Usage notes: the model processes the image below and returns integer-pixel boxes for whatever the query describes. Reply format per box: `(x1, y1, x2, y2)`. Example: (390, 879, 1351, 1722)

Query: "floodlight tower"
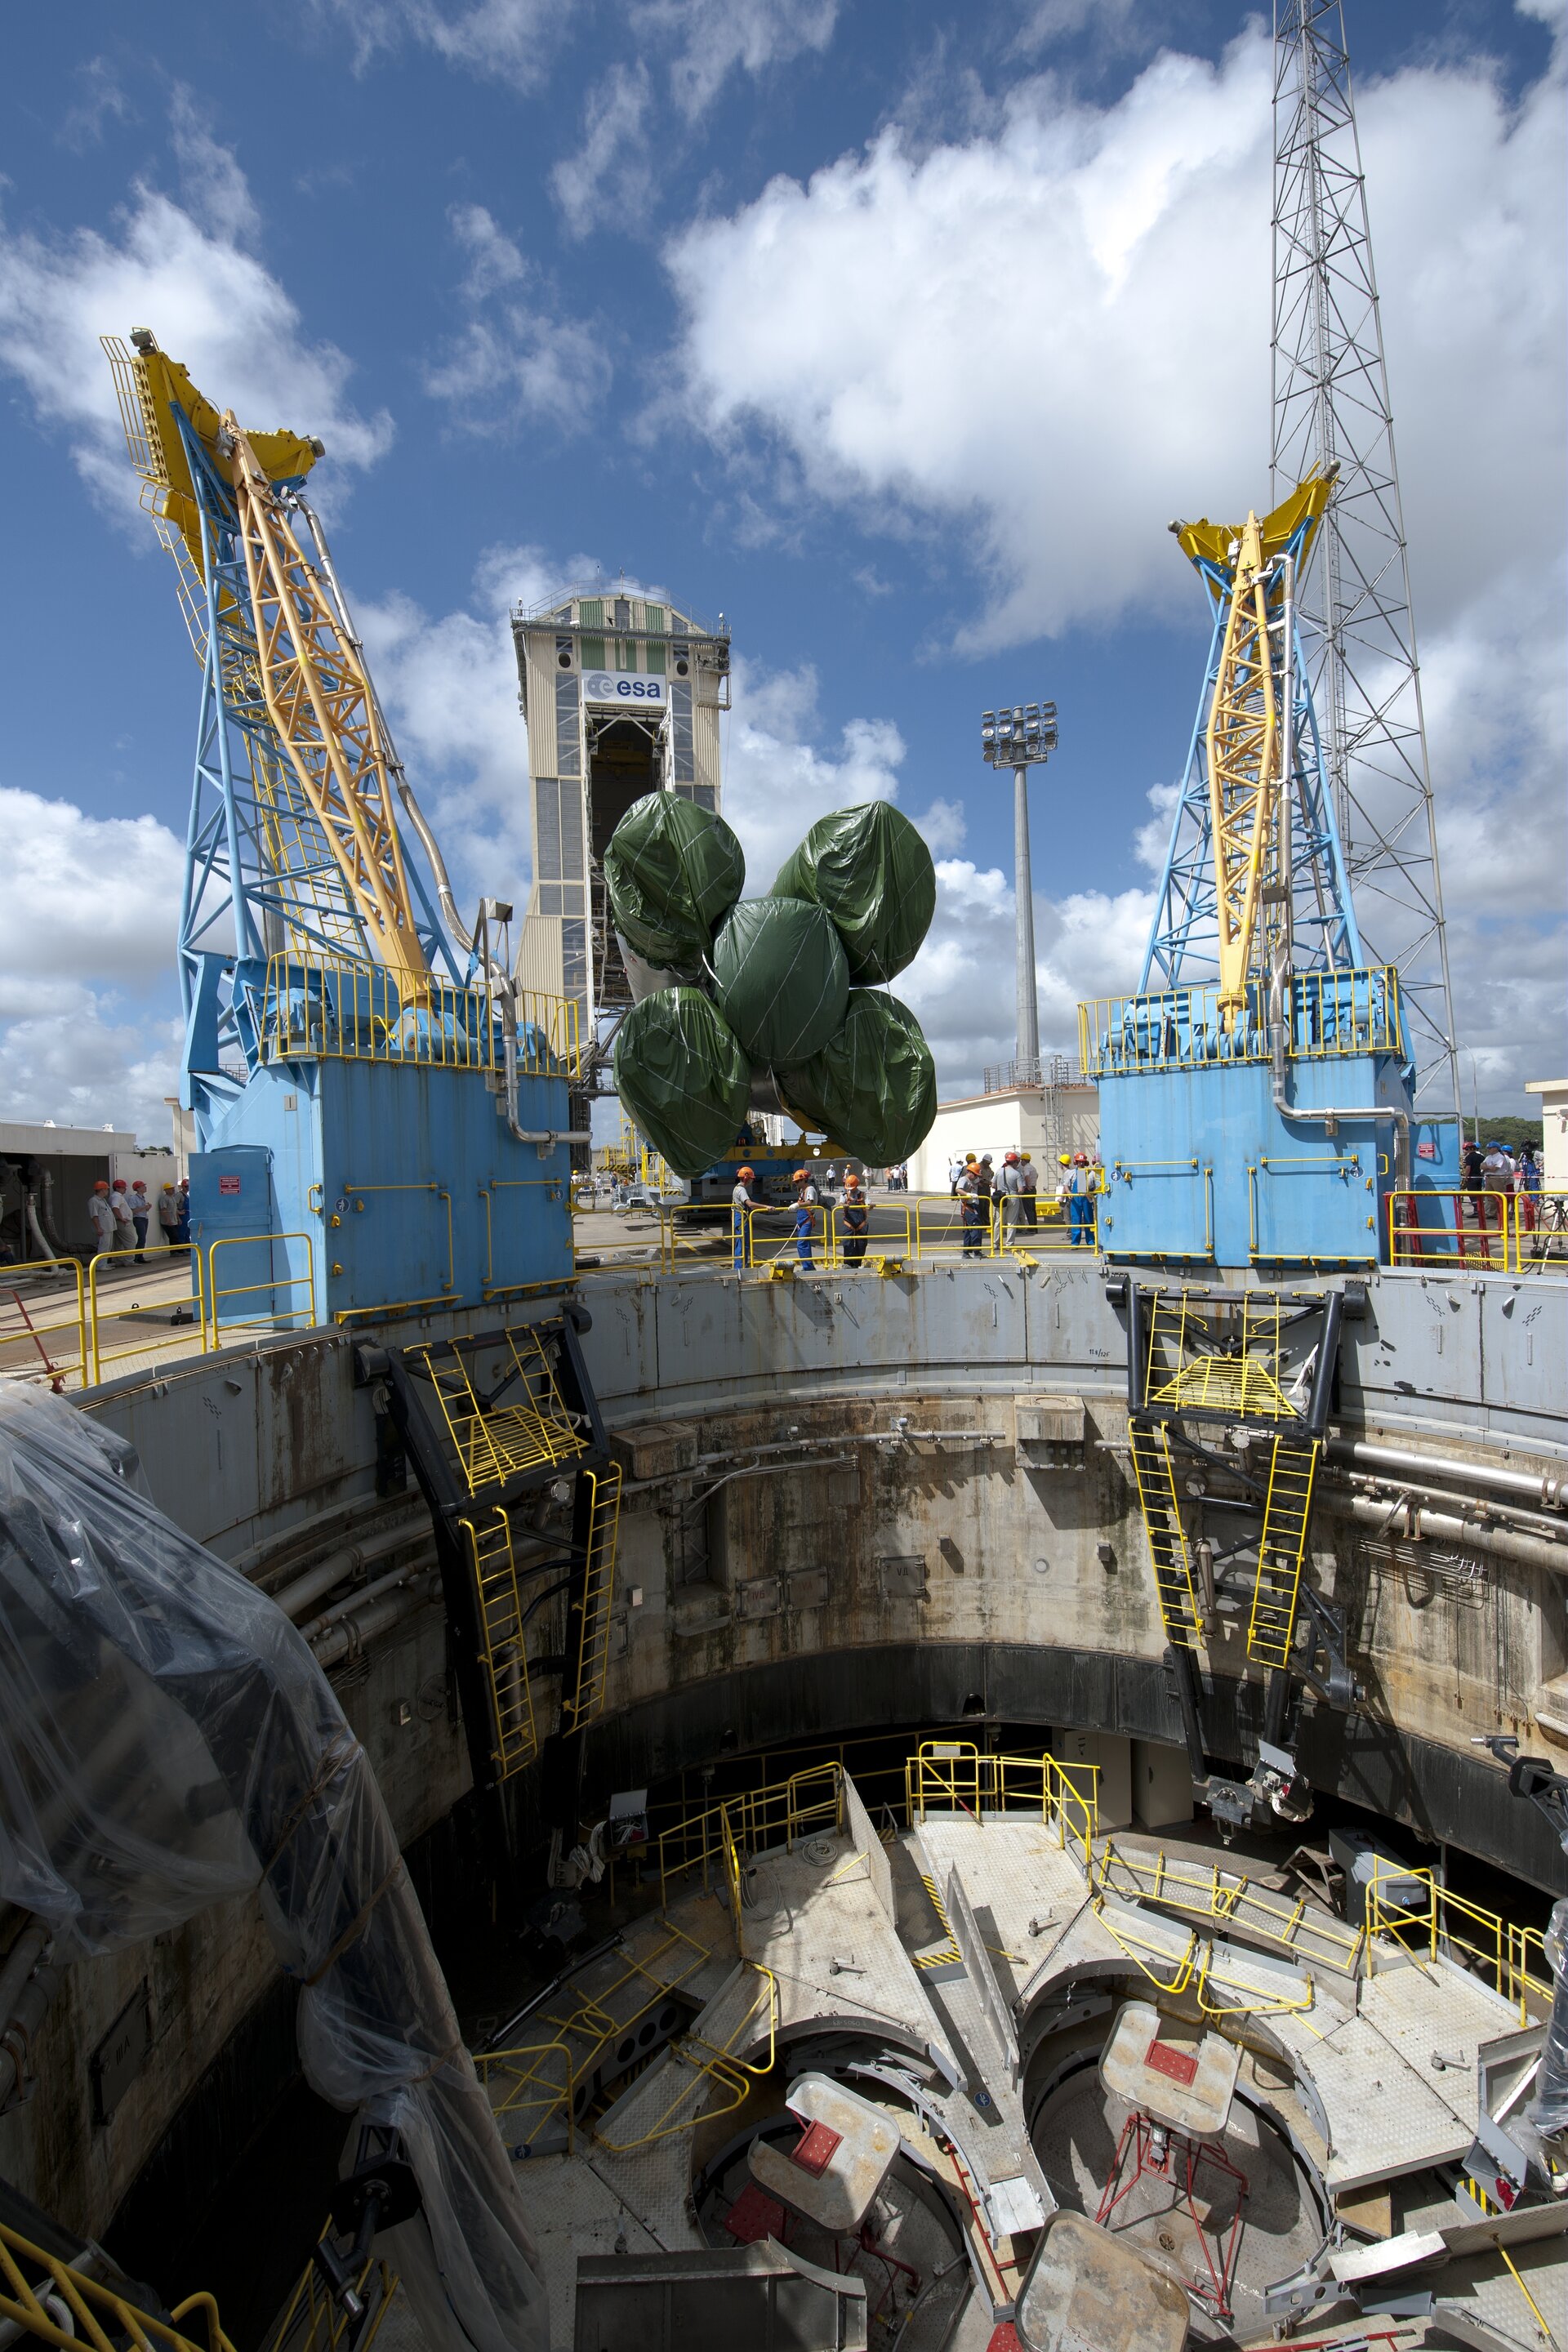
(982, 701, 1058, 1082)
(1272, 0, 1459, 1114)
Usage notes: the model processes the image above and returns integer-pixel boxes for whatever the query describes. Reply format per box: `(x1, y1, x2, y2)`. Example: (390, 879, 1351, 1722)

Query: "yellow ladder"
(459, 1507, 539, 1777)
(564, 1463, 622, 1732)
(1128, 1419, 1204, 1650)
(1248, 1433, 1321, 1668)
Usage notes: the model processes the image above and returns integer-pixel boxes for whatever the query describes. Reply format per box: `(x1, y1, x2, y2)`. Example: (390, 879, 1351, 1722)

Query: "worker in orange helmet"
(1067, 1150, 1096, 1248)
(731, 1163, 759, 1270)
(957, 1156, 986, 1258)
(87, 1178, 117, 1254)
(840, 1170, 870, 1267)
(791, 1167, 817, 1266)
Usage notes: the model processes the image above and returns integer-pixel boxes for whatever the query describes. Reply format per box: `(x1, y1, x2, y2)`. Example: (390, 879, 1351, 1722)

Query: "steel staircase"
(1127, 1418, 1204, 1650)
(1248, 1432, 1321, 1668)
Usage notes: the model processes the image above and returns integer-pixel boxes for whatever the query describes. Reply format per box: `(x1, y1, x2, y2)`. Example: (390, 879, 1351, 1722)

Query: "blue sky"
(1, 0, 1562, 1137)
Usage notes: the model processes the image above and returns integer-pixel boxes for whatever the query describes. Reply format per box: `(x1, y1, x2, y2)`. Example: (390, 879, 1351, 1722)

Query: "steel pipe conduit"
(1326, 1437, 1565, 1512)
(1318, 1486, 1568, 1579)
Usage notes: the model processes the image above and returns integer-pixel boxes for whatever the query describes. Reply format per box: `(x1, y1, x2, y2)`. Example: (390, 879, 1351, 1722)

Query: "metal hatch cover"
(1015, 2211, 1189, 2352)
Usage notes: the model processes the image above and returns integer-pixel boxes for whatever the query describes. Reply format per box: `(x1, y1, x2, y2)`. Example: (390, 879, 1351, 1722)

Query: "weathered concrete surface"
(3, 1258, 1557, 2252)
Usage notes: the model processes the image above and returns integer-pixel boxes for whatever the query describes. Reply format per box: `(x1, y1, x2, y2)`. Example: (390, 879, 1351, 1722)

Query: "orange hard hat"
(93, 1178, 109, 1191)
(844, 1172, 861, 1188)
(793, 1167, 809, 1180)
(737, 1166, 755, 1180)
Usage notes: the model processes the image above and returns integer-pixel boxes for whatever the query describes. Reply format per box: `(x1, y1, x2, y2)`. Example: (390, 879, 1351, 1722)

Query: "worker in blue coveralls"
(1066, 1152, 1096, 1246)
(731, 1165, 759, 1269)
(791, 1168, 817, 1265)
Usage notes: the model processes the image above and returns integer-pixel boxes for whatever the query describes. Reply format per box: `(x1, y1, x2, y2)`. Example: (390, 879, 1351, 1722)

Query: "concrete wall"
(3, 1255, 1562, 2252)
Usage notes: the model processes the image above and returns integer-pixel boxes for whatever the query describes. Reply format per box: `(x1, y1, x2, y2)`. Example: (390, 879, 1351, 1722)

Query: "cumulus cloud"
(0, 790, 186, 1138)
(424, 206, 611, 430)
(666, 19, 1566, 1106)
(552, 65, 653, 239)
(324, 0, 836, 112)
(0, 126, 391, 530)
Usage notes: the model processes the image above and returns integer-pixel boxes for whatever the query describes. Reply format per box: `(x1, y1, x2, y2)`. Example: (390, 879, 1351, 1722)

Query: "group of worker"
(1460, 1138, 1544, 1239)
(729, 1165, 870, 1268)
(87, 1175, 189, 1262)
(950, 1148, 1101, 1250)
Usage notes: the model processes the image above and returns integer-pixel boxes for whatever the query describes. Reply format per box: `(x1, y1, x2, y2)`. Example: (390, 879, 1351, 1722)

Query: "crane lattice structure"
(1272, 0, 1458, 1112)
(102, 334, 461, 1108)
(1142, 473, 1361, 1008)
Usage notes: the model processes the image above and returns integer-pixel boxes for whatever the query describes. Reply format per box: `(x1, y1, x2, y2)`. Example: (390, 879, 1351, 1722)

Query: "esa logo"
(583, 671, 667, 704)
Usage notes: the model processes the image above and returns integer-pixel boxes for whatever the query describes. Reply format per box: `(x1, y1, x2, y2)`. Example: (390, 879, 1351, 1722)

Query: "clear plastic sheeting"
(1534, 1895, 1568, 2140)
(0, 1382, 546, 2352)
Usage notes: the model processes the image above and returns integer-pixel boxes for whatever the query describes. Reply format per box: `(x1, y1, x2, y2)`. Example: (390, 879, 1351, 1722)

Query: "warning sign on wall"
(218, 1174, 241, 1196)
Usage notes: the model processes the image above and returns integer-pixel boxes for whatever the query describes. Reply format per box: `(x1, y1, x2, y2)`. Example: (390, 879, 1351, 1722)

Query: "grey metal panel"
(1480, 1282, 1568, 1443)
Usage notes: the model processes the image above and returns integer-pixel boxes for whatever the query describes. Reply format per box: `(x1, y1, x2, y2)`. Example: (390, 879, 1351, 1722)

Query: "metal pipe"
(1332, 1469, 1568, 1544)
(1013, 764, 1040, 1073)
(497, 985, 589, 1152)
(306, 1570, 443, 1670)
(298, 1550, 438, 1642)
(273, 1524, 435, 1622)
(1317, 1487, 1568, 1578)
(1327, 1437, 1565, 1512)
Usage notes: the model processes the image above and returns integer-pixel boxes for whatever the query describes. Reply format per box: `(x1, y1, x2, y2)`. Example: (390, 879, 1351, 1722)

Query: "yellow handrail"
(902, 1742, 1100, 1860)
(203, 1232, 316, 1350)
(87, 1246, 207, 1386)
(1365, 1862, 1550, 2024)
(1, 1257, 87, 1391)
(0, 2221, 237, 2352)
(264, 2239, 398, 2352)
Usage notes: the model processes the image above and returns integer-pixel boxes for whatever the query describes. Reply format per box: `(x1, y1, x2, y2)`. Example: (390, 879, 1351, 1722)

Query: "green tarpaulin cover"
(773, 801, 936, 984)
(710, 897, 849, 1067)
(604, 795, 746, 973)
(779, 989, 937, 1165)
(611, 988, 751, 1178)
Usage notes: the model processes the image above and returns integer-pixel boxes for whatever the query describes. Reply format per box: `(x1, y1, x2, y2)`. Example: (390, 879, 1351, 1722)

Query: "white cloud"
(168, 86, 261, 247)
(0, 791, 185, 992)
(636, 0, 838, 120)
(552, 65, 653, 239)
(325, 0, 835, 112)
(58, 57, 133, 152)
(0, 135, 391, 532)
(424, 207, 611, 430)
(666, 20, 1566, 1107)
(0, 791, 185, 1139)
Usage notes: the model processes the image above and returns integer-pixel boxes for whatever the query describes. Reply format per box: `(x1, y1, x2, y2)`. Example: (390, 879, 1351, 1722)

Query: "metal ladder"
(1247, 1433, 1321, 1668)
(459, 1507, 539, 1779)
(564, 1463, 622, 1731)
(1127, 1419, 1204, 1650)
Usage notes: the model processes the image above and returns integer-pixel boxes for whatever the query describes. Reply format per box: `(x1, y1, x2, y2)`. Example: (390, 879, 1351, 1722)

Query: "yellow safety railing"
(412, 1324, 586, 1495)
(656, 1762, 846, 1923)
(477, 1918, 714, 2155)
(1517, 1186, 1568, 1270)
(1092, 1842, 1363, 1975)
(902, 1741, 1100, 1863)
(476, 2036, 581, 2153)
(266, 2238, 399, 2352)
(258, 953, 581, 1081)
(1365, 1864, 1551, 2025)
(0, 2220, 236, 2352)
(1079, 964, 1401, 1079)
(87, 1247, 208, 1387)
(1091, 1900, 1315, 2019)
(1, 1258, 87, 1390)
(203, 1232, 317, 1351)
(1388, 1186, 1568, 1276)
(591, 1965, 779, 2153)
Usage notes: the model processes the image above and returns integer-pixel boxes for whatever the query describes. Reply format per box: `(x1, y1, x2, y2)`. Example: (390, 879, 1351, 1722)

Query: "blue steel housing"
(1089, 498, 1461, 1267)
(165, 399, 574, 1325)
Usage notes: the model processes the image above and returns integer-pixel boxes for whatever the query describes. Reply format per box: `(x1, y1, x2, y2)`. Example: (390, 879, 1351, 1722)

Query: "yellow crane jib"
(1169, 472, 1337, 1031)
(102, 332, 432, 1002)
(227, 421, 430, 1000)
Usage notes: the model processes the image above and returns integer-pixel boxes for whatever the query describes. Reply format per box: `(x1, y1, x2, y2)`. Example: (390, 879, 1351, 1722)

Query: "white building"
(510, 589, 730, 1036)
(1525, 1078, 1567, 1189)
(907, 1080, 1100, 1193)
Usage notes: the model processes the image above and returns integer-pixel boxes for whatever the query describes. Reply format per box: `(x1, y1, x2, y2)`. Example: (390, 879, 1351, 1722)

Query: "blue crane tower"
(102, 332, 581, 1331)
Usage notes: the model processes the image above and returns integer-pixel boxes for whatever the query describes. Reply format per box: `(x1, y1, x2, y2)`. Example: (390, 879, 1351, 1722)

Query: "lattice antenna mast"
(1272, 0, 1459, 1112)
